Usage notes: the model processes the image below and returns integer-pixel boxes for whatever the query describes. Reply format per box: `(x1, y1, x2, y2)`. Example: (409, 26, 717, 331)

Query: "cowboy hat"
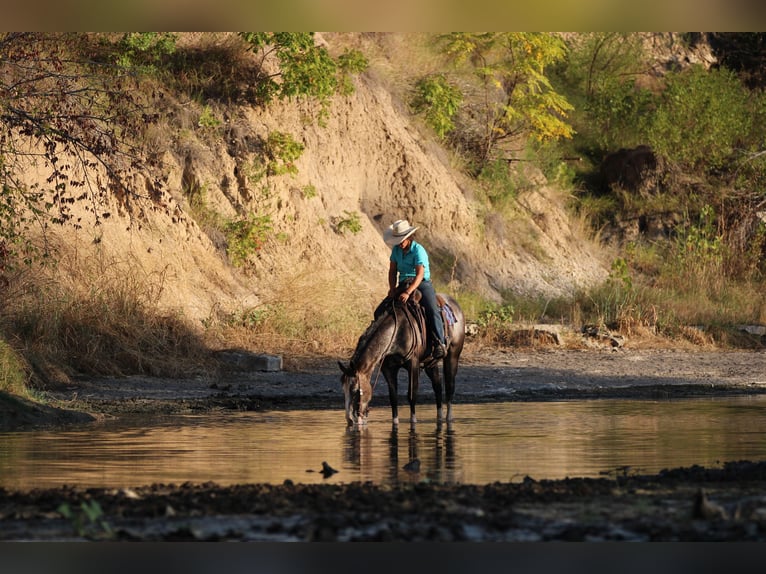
(384, 219, 418, 246)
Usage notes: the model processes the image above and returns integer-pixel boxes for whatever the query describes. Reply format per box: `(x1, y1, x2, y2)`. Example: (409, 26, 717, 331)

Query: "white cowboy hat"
(383, 219, 418, 246)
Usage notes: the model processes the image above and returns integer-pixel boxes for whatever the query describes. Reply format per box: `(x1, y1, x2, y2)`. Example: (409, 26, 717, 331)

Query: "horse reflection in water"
(343, 423, 459, 483)
(338, 292, 465, 426)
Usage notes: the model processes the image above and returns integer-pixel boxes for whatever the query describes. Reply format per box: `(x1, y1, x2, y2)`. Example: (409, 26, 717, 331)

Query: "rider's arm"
(388, 261, 398, 296)
(404, 265, 425, 295)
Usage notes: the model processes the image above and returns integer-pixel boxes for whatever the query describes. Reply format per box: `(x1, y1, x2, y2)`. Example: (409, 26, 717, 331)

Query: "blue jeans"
(406, 279, 445, 347)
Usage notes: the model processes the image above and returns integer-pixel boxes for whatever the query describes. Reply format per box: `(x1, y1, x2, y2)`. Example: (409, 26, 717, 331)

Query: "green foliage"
(435, 32, 574, 167)
(410, 74, 463, 139)
(225, 214, 272, 266)
(674, 205, 724, 275)
(647, 66, 751, 171)
(58, 500, 113, 539)
(562, 33, 647, 101)
(197, 105, 221, 129)
(607, 256, 633, 291)
(335, 210, 362, 235)
(240, 131, 305, 187)
(477, 158, 520, 206)
(554, 33, 651, 156)
(336, 48, 370, 94)
(475, 302, 515, 328)
(114, 32, 177, 72)
(587, 78, 653, 153)
(239, 32, 368, 115)
(263, 131, 304, 176)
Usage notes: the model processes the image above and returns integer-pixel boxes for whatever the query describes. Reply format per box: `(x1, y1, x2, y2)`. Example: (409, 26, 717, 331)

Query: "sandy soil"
(3, 345, 766, 541)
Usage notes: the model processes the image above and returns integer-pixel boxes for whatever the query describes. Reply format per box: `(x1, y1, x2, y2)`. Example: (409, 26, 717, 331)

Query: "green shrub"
(114, 32, 177, 72)
(225, 214, 272, 266)
(264, 131, 304, 177)
(648, 65, 751, 170)
(410, 74, 462, 139)
(335, 210, 362, 235)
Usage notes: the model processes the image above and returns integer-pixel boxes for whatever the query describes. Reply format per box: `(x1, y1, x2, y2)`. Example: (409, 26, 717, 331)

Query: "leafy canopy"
(239, 32, 368, 114)
(648, 65, 752, 171)
(433, 32, 574, 166)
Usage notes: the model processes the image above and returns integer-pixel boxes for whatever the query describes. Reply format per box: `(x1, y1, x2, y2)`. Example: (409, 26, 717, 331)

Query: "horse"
(338, 289, 465, 426)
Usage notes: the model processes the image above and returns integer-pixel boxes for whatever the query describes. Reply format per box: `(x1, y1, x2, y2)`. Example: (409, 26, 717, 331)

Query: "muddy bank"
(44, 347, 766, 418)
(2, 460, 766, 541)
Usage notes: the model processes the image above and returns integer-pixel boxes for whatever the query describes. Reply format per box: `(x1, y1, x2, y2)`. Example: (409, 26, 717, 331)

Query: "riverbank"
(2, 459, 766, 541)
(43, 346, 766, 419)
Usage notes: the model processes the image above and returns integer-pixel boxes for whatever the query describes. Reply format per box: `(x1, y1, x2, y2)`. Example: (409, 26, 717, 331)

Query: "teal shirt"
(390, 240, 431, 283)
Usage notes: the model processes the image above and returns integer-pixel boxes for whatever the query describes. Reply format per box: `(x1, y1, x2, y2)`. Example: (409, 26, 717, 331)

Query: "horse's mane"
(349, 298, 426, 371)
(349, 306, 393, 368)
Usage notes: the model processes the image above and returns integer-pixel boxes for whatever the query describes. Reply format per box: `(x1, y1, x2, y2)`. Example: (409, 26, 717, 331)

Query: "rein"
(370, 298, 419, 394)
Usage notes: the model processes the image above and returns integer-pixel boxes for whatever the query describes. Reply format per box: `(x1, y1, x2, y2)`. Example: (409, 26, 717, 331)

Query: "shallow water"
(2, 396, 766, 489)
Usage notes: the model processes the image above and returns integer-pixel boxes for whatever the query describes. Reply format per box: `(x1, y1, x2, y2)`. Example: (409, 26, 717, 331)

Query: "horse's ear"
(338, 361, 354, 376)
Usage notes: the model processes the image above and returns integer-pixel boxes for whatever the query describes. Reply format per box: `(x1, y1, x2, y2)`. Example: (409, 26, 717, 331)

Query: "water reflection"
(2, 396, 766, 490)
(343, 422, 459, 484)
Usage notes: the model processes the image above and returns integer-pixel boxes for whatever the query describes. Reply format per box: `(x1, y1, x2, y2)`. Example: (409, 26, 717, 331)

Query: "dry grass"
(0, 338, 32, 397)
(202, 269, 377, 364)
(0, 255, 213, 384)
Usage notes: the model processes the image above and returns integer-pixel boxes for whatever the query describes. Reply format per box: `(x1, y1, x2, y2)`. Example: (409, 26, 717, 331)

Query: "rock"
(321, 461, 338, 478)
(739, 325, 766, 337)
(213, 349, 283, 372)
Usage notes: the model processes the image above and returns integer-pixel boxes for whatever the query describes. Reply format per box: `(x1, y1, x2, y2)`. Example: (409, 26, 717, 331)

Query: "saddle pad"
(442, 302, 457, 326)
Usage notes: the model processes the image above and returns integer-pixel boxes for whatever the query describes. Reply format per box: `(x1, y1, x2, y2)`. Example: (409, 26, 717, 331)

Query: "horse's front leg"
(407, 360, 420, 424)
(382, 361, 400, 425)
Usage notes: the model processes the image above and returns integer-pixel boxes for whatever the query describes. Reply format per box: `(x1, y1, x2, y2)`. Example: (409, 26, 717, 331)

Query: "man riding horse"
(338, 218, 465, 426)
(384, 219, 447, 362)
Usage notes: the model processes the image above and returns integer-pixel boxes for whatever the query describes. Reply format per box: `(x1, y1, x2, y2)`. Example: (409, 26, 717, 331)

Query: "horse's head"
(338, 361, 372, 426)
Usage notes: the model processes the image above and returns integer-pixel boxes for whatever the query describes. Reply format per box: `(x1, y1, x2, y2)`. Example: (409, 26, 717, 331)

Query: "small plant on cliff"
(225, 214, 272, 266)
(264, 131, 304, 177)
(335, 210, 362, 235)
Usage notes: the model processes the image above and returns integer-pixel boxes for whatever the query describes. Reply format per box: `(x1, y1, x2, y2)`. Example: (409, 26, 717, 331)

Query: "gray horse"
(338, 292, 465, 426)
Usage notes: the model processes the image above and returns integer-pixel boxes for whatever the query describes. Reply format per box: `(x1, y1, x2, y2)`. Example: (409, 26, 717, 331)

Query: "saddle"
(374, 284, 457, 355)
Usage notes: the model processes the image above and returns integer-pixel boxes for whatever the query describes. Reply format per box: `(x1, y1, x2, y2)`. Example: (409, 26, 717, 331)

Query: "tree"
(410, 74, 463, 140)
(557, 33, 651, 154)
(0, 33, 161, 269)
(239, 32, 368, 117)
(432, 32, 574, 169)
